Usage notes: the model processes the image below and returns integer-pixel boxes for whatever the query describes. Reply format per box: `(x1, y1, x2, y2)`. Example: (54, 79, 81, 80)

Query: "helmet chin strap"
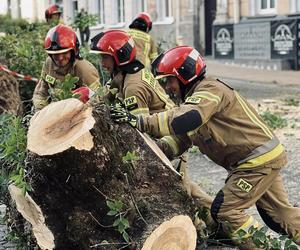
(49, 51, 74, 68)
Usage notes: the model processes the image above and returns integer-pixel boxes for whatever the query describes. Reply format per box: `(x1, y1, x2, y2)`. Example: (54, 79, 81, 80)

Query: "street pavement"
(205, 59, 300, 86)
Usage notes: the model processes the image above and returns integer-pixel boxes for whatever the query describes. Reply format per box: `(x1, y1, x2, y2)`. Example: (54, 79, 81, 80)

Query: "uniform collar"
(51, 57, 77, 76)
(184, 79, 203, 99)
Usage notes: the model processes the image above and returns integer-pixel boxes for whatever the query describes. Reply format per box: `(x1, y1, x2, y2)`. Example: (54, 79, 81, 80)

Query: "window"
(97, 0, 105, 24)
(110, 0, 125, 25)
(148, 0, 173, 23)
(132, 0, 147, 16)
(258, 0, 276, 14)
(188, 0, 193, 12)
(297, 0, 300, 12)
(290, 0, 300, 13)
(117, 0, 125, 23)
(72, 0, 78, 20)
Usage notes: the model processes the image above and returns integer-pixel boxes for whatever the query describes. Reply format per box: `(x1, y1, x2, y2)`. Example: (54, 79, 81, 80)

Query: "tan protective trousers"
(211, 163, 300, 246)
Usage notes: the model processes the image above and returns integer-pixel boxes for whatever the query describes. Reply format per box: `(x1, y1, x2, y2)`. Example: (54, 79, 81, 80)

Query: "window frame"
(258, 0, 277, 15)
(132, 0, 147, 17)
(153, 0, 174, 25)
(89, 0, 105, 30)
(108, 0, 125, 27)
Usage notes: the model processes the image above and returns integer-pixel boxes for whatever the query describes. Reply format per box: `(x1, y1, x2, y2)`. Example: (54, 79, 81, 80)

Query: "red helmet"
(45, 5, 62, 20)
(44, 24, 80, 56)
(72, 86, 94, 103)
(90, 30, 136, 66)
(152, 46, 206, 85)
(129, 12, 152, 32)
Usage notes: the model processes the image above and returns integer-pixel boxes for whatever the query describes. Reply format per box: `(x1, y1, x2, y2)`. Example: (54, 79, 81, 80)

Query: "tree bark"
(0, 70, 23, 115)
(17, 99, 198, 250)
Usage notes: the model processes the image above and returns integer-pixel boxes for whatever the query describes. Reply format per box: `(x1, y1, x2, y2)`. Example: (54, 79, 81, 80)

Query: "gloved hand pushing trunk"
(110, 104, 139, 128)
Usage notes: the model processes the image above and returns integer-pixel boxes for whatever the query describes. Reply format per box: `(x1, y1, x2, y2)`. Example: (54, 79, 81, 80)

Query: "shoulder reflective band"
(171, 109, 202, 134)
(141, 69, 175, 110)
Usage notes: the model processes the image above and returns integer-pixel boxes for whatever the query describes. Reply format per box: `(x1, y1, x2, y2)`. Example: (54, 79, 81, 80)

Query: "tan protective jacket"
(141, 77, 286, 171)
(32, 57, 100, 110)
(127, 29, 158, 68)
(109, 69, 175, 115)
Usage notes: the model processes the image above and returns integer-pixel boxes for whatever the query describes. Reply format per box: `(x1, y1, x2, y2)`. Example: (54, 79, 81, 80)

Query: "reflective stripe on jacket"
(127, 29, 157, 68)
(113, 69, 175, 116)
(32, 57, 100, 110)
(140, 77, 285, 171)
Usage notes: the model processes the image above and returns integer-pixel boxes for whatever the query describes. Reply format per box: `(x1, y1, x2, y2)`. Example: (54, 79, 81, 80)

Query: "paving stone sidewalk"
(206, 59, 300, 86)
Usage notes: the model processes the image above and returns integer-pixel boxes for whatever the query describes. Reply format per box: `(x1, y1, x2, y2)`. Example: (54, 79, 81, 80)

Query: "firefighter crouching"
(127, 12, 157, 69)
(110, 45, 300, 249)
(90, 30, 215, 230)
(32, 24, 100, 110)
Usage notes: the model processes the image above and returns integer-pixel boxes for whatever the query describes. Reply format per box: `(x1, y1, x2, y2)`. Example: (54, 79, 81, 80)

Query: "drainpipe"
(233, 0, 240, 23)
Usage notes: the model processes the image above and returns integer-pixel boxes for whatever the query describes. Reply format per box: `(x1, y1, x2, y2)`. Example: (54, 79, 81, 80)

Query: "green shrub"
(284, 98, 299, 107)
(0, 113, 29, 200)
(0, 18, 49, 105)
(261, 111, 287, 129)
(0, 15, 29, 34)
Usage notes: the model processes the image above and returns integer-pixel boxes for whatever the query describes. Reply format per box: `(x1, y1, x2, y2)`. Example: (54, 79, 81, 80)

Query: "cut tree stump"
(141, 215, 197, 250)
(13, 98, 199, 250)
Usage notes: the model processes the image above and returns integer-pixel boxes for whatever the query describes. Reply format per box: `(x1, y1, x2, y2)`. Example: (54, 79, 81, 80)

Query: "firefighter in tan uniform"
(127, 12, 157, 69)
(90, 29, 214, 226)
(45, 4, 63, 25)
(111, 46, 300, 249)
(32, 24, 100, 110)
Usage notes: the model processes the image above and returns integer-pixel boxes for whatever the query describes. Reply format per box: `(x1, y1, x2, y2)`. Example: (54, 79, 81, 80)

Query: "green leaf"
(120, 218, 129, 229)
(113, 218, 121, 227)
(122, 231, 130, 243)
(106, 200, 116, 210)
(118, 222, 125, 233)
(284, 239, 292, 248)
(286, 245, 299, 250)
(107, 210, 118, 216)
(114, 200, 123, 211)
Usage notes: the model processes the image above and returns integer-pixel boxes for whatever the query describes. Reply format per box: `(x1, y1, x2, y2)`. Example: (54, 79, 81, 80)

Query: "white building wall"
(20, 0, 34, 20)
(0, 0, 8, 15)
(10, 0, 20, 19)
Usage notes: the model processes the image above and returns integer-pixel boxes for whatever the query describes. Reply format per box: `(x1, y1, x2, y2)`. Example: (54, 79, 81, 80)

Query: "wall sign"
(271, 19, 297, 59)
(213, 24, 234, 59)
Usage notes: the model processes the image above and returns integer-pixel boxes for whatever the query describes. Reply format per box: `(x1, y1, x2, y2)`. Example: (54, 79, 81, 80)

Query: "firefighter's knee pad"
(211, 190, 224, 223)
(257, 205, 287, 235)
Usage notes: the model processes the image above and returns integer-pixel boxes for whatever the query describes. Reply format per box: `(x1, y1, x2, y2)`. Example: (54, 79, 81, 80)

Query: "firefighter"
(90, 29, 173, 115)
(32, 24, 100, 110)
(127, 12, 157, 69)
(90, 30, 215, 228)
(110, 45, 300, 249)
(45, 4, 63, 24)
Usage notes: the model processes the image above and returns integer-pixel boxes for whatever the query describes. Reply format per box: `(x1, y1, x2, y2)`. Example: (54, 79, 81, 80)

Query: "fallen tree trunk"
(0, 70, 23, 115)
(13, 98, 198, 249)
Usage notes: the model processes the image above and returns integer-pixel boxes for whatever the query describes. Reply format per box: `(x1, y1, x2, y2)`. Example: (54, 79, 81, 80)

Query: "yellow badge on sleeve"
(185, 96, 202, 104)
(124, 96, 138, 110)
(45, 74, 56, 85)
(237, 178, 253, 193)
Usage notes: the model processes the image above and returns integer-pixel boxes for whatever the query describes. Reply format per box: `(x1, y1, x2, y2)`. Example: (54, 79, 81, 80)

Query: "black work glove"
(110, 104, 138, 128)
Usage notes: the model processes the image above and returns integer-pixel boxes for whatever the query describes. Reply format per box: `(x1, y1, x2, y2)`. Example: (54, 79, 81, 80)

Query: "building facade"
(213, 0, 300, 70)
(0, 0, 216, 55)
